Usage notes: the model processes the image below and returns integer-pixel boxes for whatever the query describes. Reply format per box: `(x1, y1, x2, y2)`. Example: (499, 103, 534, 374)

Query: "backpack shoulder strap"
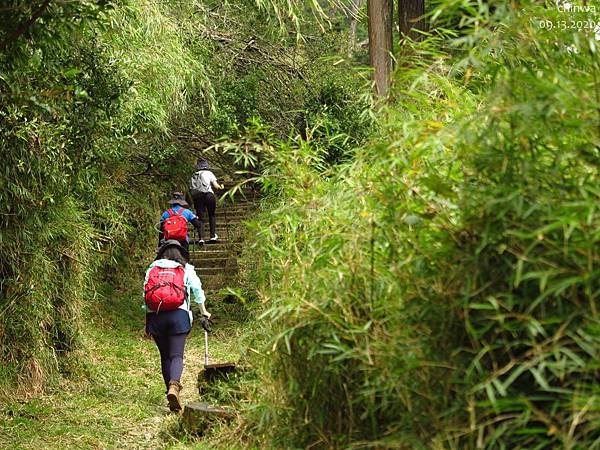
(175, 207, 185, 216)
(167, 208, 174, 217)
(178, 264, 191, 306)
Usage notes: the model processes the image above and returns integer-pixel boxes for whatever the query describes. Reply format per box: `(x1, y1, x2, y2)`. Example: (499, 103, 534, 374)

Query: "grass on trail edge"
(0, 282, 255, 450)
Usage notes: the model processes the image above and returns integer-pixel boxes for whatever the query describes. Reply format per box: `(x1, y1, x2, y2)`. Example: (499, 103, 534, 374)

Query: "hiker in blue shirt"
(159, 192, 202, 251)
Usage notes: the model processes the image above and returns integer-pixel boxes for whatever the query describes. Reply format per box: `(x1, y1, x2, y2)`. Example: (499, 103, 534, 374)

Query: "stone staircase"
(187, 181, 258, 294)
(182, 180, 257, 432)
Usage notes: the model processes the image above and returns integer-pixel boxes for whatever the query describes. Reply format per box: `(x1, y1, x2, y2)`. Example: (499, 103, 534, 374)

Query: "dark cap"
(168, 192, 189, 207)
(156, 239, 189, 262)
(196, 158, 209, 170)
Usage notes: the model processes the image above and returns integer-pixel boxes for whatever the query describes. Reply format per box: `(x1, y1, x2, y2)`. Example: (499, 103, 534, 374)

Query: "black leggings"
(193, 192, 216, 239)
(153, 332, 188, 390)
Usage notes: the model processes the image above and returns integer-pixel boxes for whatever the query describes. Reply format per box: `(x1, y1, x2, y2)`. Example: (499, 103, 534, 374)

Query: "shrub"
(236, 1, 599, 448)
(0, 0, 206, 391)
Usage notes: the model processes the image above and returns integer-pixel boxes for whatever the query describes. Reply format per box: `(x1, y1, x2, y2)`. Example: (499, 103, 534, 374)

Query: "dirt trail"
(118, 181, 258, 449)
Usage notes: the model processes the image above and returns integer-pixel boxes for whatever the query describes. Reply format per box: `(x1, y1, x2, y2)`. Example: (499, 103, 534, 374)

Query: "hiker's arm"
(142, 267, 152, 313)
(190, 217, 202, 233)
(185, 265, 211, 317)
(211, 179, 224, 190)
(198, 302, 210, 318)
(185, 265, 207, 304)
(142, 268, 152, 338)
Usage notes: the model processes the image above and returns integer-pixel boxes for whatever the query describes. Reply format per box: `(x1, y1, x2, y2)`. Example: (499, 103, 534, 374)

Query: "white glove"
(199, 303, 211, 319)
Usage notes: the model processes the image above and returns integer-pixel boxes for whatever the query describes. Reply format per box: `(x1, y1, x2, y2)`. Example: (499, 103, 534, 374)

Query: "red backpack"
(163, 208, 188, 241)
(144, 264, 186, 312)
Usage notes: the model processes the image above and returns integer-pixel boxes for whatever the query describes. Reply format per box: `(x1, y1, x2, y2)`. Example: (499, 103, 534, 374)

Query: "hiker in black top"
(189, 158, 224, 243)
(158, 192, 202, 251)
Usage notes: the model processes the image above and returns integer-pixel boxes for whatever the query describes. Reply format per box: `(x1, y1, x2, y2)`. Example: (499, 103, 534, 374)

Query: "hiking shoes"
(209, 234, 218, 242)
(167, 380, 182, 412)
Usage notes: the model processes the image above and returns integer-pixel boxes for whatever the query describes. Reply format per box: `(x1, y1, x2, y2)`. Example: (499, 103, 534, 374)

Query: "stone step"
(216, 208, 252, 214)
(188, 210, 251, 218)
(215, 215, 252, 221)
(213, 223, 246, 228)
(199, 274, 236, 290)
(188, 238, 244, 247)
(189, 257, 233, 268)
(216, 207, 254, 213)
(215, 214, 249, 220)
(190, 247, 239, 255)
(192, 258, 240, 268)
(221, 190, 259, 197)
(190, 249, 229, 258)
(206, 220, 245, 226)
(182, 402, 235, 433)
(208, 224, 246, 229)
(189, 241, 241, 251)
(224, 197, 259, 204)
(189, 218, 247, 224)
(220, 202, 256, 209)
(218, 199, 258, 207)
(216, 207, 253, 213)
(214, 212, 253, 219)
(196, 266, 237, 276)
(214, 207, 250, 215)
(218, 200, 256, 206)
(214, 218, 250, 224)
(189, 235, 244, 242)
(188, 225, 244, 234)
(191, 253, 241, 262)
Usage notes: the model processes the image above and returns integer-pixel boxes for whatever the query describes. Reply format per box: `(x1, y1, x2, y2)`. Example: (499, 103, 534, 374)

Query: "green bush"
(193, 1, 373, 165)
(449, 3, 600, 447)
(0, 0, 207, 390)
(236, 1, 599, 448)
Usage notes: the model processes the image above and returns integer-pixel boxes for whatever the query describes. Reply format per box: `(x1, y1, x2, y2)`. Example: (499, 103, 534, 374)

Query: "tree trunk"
(398, 0, 426, 41)
(367, 0, 393, 96)
(347, 0, 364, 58)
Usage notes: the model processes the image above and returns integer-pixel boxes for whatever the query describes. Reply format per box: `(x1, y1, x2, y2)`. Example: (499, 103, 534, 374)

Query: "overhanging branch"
(1, 0, 52, 51)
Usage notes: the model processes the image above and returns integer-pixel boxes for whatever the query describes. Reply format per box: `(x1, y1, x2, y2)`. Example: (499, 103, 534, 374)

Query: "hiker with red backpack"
(144, 239, 211, 412)
(159, 192, 202, 250)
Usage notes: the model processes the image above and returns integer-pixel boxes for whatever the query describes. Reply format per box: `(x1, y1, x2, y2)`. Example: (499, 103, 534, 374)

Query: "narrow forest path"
(119, 179, 260, 448)
(1, 181, 259, 450)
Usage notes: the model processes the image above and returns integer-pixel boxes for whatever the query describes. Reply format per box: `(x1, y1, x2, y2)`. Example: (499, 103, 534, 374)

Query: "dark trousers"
(193, 192, 217, 239)
(152, 332, 188, 390)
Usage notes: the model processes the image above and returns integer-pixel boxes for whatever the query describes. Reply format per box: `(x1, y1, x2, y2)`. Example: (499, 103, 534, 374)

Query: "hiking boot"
(166, 380, 182, 412)
(209, 234, 218, 242)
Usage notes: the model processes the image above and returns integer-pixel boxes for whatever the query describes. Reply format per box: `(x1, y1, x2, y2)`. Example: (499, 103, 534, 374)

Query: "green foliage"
(233, 1, 600, 448)
(188, 1, 373, 165)
(0, 0, 208, 390)
(235, 52, 471, 447)
(450, 3, 600, 447)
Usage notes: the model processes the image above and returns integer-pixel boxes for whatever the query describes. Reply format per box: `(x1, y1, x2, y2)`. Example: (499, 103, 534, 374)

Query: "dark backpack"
(163, 208, 188, 241)
(144, 264, 186, 312)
